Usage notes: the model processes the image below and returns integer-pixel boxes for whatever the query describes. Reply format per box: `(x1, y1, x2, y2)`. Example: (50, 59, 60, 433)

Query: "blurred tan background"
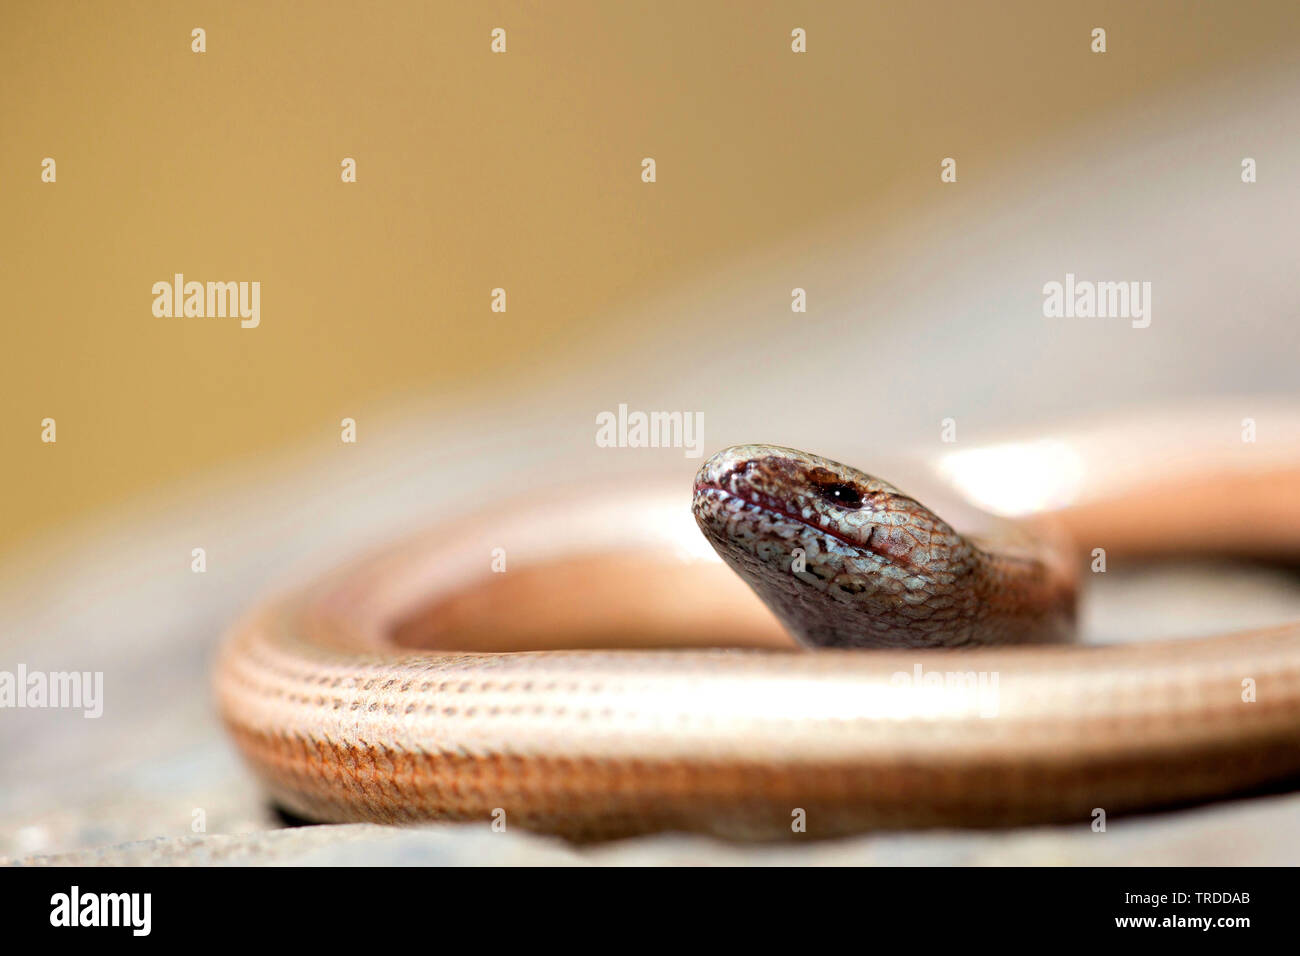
(4, 2, 1300, 864)
(4, 0, 1300, 557)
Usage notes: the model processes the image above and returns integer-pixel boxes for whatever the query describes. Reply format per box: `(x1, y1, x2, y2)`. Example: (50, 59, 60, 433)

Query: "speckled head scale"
(692, 444, 984, 648)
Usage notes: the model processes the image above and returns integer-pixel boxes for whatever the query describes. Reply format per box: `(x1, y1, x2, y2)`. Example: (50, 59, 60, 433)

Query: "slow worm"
(216, 442, 1300, 839)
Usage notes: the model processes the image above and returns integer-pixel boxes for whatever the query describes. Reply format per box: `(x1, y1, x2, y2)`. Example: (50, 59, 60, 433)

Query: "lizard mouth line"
(694, 483, 917, 570)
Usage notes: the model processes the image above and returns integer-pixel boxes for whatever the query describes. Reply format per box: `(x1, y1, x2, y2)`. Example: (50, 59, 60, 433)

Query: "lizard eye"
(812, 480, 863, 510)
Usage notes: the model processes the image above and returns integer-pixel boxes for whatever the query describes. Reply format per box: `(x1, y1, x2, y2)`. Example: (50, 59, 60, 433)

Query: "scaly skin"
(692, 445, 1075, 648)
(215, 445, 1300, 840)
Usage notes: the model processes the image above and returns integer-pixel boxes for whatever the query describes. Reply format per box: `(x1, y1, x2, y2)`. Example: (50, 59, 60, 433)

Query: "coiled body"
(216, 444, 1300, 840)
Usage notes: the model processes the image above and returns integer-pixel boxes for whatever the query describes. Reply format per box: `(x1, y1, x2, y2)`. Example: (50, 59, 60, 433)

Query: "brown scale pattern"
(214, 445, 1300, 839)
